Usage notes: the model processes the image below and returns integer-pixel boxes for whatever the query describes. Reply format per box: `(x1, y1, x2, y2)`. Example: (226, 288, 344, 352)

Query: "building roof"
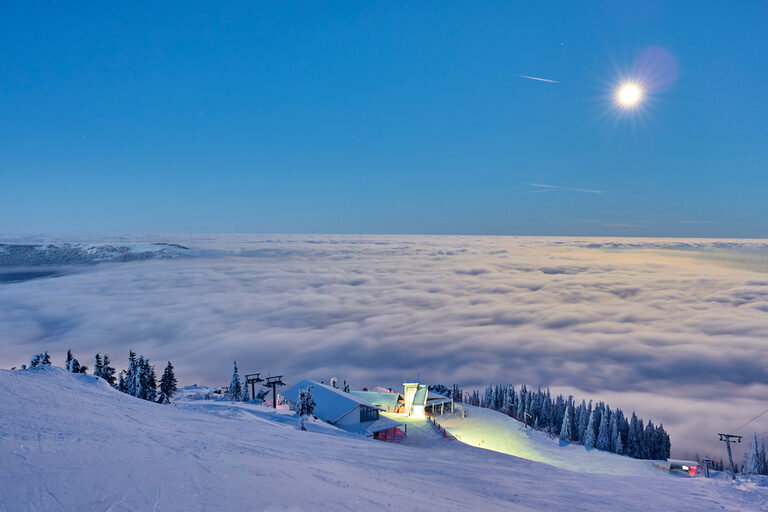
(341, 415, 404, 436)
(350, 391, 401, 410)
(426, 391, 453, 406)
(283, 379, 380, 424)
(412, 386, 428, 406)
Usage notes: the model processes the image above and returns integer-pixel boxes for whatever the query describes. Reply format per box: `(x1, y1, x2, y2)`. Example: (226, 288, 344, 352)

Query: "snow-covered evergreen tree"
(596, 408, 611, 451)
(94, 354, 103, 379)
(759, 439, 767, 476)
(330, 377, 338, 389)
(297, 386, 316, 431)
(228, 361, 242, 401)
(584, 409, 597, 448)
(101, 354, 117, 387)
(742, 434, 762, 475)
(610, 413, 623, 454)
(559, 405, 574, 442)
(158, 361, 177, 402)
(627, 413, 641, 458)
(577, 400, 589, 444)
(144, 359, 157, 402)
(30, 353, 43, 367)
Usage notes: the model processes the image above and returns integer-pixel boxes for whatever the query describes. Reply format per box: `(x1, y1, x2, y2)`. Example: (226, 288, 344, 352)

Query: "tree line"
(28, 350, 178, 404)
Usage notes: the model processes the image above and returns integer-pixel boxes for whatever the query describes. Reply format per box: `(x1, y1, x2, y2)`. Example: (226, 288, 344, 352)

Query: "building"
(402, 380, 454, 417)
(283, 379, 404, 440)
(349, 390, 403, 413)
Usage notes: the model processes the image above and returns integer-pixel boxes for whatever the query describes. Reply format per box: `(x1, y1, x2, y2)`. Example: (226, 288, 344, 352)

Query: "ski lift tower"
(245, 373, 264, 402)
(264, 375, 285, 409)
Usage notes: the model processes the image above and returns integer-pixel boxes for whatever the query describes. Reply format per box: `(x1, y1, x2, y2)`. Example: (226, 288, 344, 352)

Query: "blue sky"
(1, 1, 766, 236)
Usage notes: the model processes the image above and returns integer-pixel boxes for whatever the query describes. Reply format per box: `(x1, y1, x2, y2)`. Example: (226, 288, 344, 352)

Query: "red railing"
(427, 414, 456, 440)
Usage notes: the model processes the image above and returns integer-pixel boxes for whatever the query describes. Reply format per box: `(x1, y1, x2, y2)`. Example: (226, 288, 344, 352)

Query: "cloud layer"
(2, 234, 768, 457)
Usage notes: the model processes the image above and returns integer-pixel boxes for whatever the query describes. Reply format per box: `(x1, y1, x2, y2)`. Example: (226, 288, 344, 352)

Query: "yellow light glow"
(617, 82, 642, 107)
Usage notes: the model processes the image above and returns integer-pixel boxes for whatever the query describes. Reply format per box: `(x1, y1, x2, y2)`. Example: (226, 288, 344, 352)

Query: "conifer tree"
(297, 386, 316, 431)
(560, 405, 574, 442)
(610, 413, 623, 454)
(742, 434, 761, 475)
(596, 408, 611, 451)
(159, 361, 177, 402)
(584, 409, 597, 448)
(146, 362, 157, 402)
(577, 400, 589, 444)
(229, 361, 242, 401)
(94, 354, 103, 379)
(101, 354, 117, 387)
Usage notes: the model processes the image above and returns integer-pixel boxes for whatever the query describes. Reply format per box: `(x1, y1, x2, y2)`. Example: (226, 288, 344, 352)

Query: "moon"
(617, 82, 643, 107)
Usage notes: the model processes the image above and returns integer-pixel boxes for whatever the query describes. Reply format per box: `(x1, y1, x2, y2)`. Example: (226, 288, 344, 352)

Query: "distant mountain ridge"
(0, 242, 189, 267)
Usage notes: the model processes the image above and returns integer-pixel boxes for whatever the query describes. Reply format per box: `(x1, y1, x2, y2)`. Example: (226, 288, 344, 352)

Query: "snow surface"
(2, 367, 767, 511)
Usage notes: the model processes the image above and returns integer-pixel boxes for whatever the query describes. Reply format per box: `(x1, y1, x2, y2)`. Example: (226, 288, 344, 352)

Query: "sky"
(1, 1, 767, 236)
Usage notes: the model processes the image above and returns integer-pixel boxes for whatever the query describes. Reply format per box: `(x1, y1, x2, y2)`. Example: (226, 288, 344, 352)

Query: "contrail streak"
(517, 74, 559, 83)
(526, 183, 604, 194)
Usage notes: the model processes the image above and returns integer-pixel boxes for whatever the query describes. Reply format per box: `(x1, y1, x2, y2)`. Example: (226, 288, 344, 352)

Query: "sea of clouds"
(2, 234, 767, 458)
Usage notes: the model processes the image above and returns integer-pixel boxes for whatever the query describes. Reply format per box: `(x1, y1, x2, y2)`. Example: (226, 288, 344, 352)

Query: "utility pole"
(245, 373, 263, 402)
(264, 375, 285, 409)
(718, 433, 742, 480)
(700, 457, 711, 478)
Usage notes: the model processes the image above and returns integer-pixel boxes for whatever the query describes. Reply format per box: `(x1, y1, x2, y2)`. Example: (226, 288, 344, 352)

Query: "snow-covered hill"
(1, 367, 766, 511)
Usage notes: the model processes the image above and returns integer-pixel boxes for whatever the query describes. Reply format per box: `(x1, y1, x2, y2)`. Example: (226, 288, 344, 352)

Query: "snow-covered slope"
(1, 367, 766, 511)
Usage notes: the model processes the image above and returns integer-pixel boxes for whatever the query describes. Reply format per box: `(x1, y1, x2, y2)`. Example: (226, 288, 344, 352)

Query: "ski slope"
(1, 367, 766, 511)
(438, 405, 663, 476)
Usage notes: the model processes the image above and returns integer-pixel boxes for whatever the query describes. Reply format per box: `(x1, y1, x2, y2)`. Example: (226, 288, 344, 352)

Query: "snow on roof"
(426, 392, 453, 406)
(371, 386, 397, 394)
(283, 379, 380, 423)
(350, 391, 401, 410)
(413, 386, 428, 406)
(341, 416, 404, 437)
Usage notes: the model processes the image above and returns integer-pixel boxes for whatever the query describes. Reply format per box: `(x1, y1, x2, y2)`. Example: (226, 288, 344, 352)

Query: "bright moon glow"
(617, 82, 643, 107)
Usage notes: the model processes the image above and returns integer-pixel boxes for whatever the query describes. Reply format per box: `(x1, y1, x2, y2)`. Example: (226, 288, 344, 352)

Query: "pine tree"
(124, 351, 138, 396)
(596, 408, 611, 451)
(101, 354, 117, 387)
(742, 434, 761, 475)
(627, 413, 641, 458)
(66, 350, 73, 371)
(297, 386, 316, 431)
(30, 353, 43, 367)
(577, 400, 589, 444)
(147, 363, 157, 402)
(229, 361, 242, 401)
(584, 409, 597, 448)
(94, 354, 103, 379)
(610, 413, 623, 454)
(759, 439, 767, 476)
(560, 405, 574, 442)
(159, 361, 177, 402)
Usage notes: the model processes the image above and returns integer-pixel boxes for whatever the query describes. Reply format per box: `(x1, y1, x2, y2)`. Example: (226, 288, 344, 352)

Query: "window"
(360, 406, 379, 422)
